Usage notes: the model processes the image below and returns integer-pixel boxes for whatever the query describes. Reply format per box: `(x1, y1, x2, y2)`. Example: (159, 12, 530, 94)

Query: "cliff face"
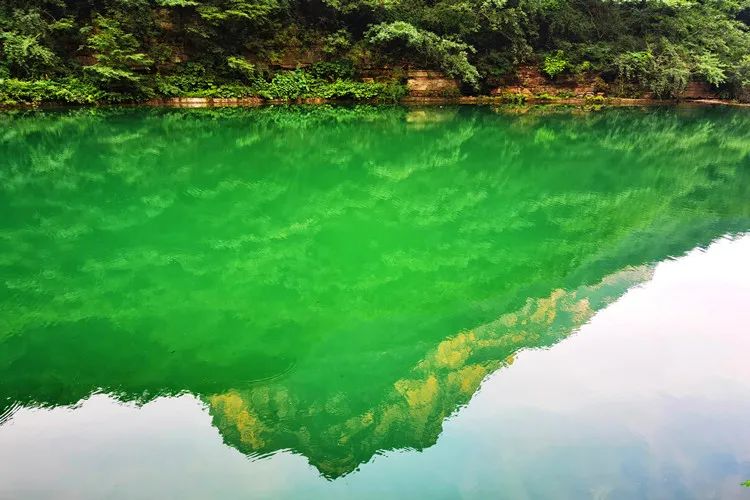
(383, 65, 720, 100)
(405, 70, 462, 97)
(681, 81, 720, 99)
(489, 65, 602, 97)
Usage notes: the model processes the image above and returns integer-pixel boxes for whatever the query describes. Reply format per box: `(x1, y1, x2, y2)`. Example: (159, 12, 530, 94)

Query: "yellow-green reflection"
(209, 265, 652, 477)
(0, 105, 749, 478)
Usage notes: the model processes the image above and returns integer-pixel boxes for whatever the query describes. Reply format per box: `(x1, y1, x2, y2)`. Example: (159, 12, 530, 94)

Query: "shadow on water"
(0, 105, 749, 477)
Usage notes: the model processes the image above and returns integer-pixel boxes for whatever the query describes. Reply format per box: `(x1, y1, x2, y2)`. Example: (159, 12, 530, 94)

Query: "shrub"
(315, 79, 407, 102)
(542, 50, 568, 78)
(0, 78, 102, 105)
(80, 15, 153, 96)
(499, 92, 526, 104)
(154, 63, 216, 96)
(226, 56, 260, 83)
(183, 84, 257, 98)
(259, 70, 317, 99)
(258, 69, 406, 102)
(534, 92, 557, 100)
(366, 21, 480, 90)
(0, 31, 57, 78)
(693, 52, 726, 87)
(616, 43, 690, 98)
(584, 94, 606, 104)
(322, 30, 352, 56)
(574, 61, 592, 74)
(307, 60, 356, 82)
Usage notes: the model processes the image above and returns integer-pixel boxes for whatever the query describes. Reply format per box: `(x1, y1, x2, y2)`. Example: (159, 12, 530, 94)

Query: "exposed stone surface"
(681, 81, 720, 99)
(269, 48, 324, 69)
(405, 70, 461, 97)
(489, 65, 601, 97)
(146, 97, 264, 107)
(487, 65, 720, 101)
(359, 68, 400, 82)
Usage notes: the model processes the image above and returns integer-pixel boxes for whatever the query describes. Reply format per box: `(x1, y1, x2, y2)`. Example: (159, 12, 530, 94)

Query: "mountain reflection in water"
(0, 105, 749, 482)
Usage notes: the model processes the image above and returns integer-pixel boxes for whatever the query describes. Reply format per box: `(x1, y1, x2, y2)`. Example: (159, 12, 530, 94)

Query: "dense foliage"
(2, 0, 750, 103)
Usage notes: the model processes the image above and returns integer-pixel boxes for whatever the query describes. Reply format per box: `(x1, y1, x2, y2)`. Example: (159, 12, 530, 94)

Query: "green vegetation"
(366, 21, 480, 89)
(2, 0, 750, 103)
(1, 106, 750, 477)
(542, 51, 569, 79)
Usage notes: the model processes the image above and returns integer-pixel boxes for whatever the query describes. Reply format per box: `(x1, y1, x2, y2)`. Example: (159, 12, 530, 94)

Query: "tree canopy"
(2, 0, 750, 101)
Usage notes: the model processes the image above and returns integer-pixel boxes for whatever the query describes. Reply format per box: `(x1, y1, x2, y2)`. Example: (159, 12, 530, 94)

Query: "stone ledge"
(405, 70, 461, 97)
(145, 97, 264, 107)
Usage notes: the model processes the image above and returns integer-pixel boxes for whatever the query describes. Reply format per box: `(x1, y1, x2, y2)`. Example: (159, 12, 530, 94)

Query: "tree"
(81, 15, 153, 95)
(367, 21, 480, 89)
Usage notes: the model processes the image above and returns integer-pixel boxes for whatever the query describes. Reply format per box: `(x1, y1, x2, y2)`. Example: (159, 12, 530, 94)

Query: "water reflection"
(1, 235, 748, 499)
(0, 105, 749, 486)
(208, 265, 653, 477)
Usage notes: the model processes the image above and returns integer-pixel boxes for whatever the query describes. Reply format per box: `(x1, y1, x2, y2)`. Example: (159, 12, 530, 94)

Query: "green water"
(1, 105, 749, 498)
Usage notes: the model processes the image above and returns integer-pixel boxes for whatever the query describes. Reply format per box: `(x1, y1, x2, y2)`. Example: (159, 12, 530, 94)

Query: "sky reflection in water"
(0, 106, 749, 499)
(1, 235, 749, 499)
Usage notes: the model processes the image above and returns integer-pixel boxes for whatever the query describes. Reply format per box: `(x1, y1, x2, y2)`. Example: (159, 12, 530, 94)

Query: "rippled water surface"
(0, 105, 749, 499)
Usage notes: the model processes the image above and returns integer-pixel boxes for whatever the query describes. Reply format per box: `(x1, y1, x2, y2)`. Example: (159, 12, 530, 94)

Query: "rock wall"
(681, 81, 720, 100)
(146, 97, 264, 107)
(142, 56, 725, 102)
(487, 66, 722, 101)
(405, 70, 461, 97)
(490, 65, 601, 97)
(270, 49, 323, 70)
(359, 68, 399, 83)
(359, 68, 462, 98)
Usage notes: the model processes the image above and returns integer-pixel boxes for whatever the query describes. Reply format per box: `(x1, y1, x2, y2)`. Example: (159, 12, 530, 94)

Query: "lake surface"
(0, 105, 749, 499)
